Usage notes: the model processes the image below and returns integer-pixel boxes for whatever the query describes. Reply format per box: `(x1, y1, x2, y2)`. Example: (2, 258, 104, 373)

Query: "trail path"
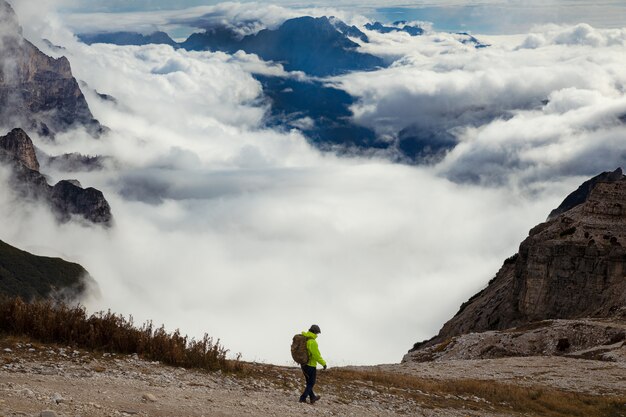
(1, 339, 624, 417)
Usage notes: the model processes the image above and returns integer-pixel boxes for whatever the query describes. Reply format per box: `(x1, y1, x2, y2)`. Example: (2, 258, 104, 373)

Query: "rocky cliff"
(0, 0, 103, 137)
(0, 128, 112, 226)
(408, 169, 626, 356)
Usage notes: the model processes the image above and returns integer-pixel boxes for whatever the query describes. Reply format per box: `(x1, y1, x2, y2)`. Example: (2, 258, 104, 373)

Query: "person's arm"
(309, 339, 327, 368)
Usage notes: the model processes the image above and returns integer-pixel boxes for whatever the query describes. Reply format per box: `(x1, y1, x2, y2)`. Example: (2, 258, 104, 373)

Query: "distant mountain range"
(79, 31, 177, 47)
(77, 17, 492, 162)
(364, 21, 425, 36)
(182, 16, 385, 77)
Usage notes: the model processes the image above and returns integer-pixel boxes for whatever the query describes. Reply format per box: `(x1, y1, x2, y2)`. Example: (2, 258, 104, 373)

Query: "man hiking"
(299, 324, 327, 404)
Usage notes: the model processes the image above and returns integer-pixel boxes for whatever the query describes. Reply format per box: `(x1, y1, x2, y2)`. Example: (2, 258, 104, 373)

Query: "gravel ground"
(1, 339, 623, 417)
(361, 355, 626, 396)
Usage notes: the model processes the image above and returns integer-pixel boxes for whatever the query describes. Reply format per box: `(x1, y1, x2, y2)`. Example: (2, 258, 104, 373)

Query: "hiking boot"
(310, 395, 321, 404)
(299, 398, 307, 403)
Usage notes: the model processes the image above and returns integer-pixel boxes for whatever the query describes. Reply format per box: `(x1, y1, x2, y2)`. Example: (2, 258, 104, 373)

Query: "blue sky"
(62, 1, 626, 35)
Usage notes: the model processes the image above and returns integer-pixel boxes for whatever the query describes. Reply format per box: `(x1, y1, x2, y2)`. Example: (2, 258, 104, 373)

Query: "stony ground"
(362, 356, 626, 395)
(1, 338, 625, 417)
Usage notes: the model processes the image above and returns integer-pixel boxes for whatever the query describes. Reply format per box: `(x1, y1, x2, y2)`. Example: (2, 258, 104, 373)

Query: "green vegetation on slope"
(0, 239, 88, 300)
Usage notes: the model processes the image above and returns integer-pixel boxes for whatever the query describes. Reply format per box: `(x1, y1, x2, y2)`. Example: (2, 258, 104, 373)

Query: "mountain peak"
(548, 167, 624, 220)
(181, 15, 384, 76)
(0, 127, 40, 171)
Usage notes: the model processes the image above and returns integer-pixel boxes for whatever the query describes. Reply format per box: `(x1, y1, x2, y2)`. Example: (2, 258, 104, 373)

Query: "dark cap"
(309, 324, 321, 334)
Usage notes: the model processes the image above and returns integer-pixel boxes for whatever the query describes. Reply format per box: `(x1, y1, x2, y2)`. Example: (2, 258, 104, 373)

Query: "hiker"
(299, 324, 327, 404)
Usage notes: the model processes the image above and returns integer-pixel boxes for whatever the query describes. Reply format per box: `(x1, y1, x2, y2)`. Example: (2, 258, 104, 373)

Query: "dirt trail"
(1, 339, 624, 417)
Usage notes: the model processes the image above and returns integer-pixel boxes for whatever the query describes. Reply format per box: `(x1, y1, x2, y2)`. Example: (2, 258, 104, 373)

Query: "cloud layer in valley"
(1, 1, 625, 364)
(337, 23, 626, 184)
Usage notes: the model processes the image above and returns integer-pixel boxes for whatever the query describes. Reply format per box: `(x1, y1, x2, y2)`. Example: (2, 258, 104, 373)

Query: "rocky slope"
(405, 319, 625, 362)
(0, 239, 92, 301)
(0, 128, 112, 226)
(406, 169, 626, 359)
(0, 0, 103, 137)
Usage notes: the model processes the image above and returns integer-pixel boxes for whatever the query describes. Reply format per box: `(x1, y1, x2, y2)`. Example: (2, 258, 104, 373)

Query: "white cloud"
(1, 30, 573, 365)
(335, 24, 626, 184)
(2, 4, 624, 367)
(60, 2, 366, 39)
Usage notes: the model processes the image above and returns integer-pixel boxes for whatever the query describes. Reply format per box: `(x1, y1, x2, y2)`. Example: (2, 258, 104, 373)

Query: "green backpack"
(291, 334, 309, 365)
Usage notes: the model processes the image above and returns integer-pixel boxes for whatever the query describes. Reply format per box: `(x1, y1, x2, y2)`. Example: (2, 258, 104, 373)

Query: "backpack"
(291, 334, 309, 365)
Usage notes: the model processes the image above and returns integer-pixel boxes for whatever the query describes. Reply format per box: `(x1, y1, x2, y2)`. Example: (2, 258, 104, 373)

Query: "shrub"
(0, 296, 238, 372)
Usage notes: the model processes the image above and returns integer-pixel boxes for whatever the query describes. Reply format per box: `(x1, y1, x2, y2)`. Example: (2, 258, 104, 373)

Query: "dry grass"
(433, 337, 455, 353)
(0, 296, 240, 372)
(1, 296, 624, 416)
(324, 368, 626, 417)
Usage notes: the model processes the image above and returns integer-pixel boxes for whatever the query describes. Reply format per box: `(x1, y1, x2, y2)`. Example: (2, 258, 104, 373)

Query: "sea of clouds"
(1, 1, 625, 365)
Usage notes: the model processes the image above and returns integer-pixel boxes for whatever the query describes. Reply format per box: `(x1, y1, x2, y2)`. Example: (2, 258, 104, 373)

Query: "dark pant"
(299, 365, 317, 402)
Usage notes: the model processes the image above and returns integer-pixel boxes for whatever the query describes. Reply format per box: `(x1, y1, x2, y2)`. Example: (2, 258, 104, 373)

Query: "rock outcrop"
(548, 168, 624, 219)
(0, 0, 103, 137)
(0, 127, 39, 171)
(407, 169, 626, 357)
(0, 128, 112, 226)
(50, 180, 112, 224)
(405, 319, 625, 362)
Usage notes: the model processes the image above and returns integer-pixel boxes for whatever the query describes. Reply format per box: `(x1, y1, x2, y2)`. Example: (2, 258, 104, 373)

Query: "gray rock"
(40, 411, 57, 417)
(0, 128, 39, 170)
(52, 392, 65, 404)
(141, 392, 157, 402)
(20, 388, 34, 396)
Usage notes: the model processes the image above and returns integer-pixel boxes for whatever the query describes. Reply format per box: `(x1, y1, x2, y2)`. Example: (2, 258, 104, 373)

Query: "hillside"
(0, 240, 91, 300)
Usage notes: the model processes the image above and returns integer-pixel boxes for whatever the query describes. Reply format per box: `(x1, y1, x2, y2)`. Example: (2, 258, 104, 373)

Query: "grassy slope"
(0, 239, 88, 300)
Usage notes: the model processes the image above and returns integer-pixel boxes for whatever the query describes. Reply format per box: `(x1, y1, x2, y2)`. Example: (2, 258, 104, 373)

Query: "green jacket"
(302, 331, 326, 368)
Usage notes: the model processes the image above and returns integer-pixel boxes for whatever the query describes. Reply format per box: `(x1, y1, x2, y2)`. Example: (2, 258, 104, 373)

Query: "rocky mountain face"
(0, 0, 103, 137)
(406, 169, 626, 361)
(0, 128, 112, 226)
(0, 238, 92, 301)
(0, 126, 39, 171)
(181, 16, 384, 77)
